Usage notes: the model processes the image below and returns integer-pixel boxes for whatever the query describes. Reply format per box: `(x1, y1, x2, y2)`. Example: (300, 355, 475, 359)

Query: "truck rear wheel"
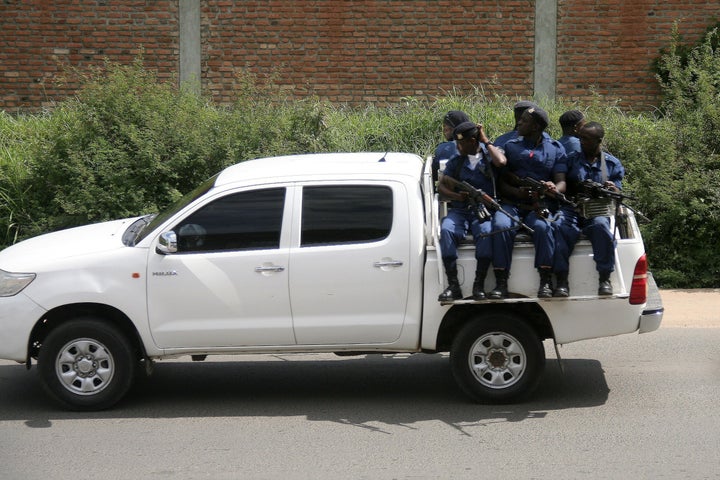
(450, 314, 545, 403)
(38, 318, 136, 411)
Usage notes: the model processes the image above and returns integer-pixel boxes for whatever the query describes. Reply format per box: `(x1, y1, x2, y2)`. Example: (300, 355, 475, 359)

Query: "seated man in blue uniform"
(553, 121, 625, 297)
(437, 121, 507, 301)
(489, 106, 568, 299)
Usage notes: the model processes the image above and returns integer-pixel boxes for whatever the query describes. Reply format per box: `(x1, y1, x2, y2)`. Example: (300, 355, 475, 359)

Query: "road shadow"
(0, 353, 609, 431)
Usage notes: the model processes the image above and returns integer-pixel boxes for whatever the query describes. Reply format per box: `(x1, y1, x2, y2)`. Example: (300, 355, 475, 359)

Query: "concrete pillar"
(179, 0, 201, 94)
(534, 0, 557, 101)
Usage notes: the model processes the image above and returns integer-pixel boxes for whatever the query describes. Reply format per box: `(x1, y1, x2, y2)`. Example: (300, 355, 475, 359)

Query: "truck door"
(289, 183, 410, 345)
(146, 187, 295, 348)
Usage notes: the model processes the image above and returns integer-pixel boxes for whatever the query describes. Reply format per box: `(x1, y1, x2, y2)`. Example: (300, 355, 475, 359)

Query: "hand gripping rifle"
(443, 176, 534, 235)
(498, 172, 575, 219)
(515, 175, 577, 209)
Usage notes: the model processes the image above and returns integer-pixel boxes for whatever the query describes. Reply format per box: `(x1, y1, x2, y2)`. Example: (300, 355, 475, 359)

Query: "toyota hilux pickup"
(0, 152, 664, 410)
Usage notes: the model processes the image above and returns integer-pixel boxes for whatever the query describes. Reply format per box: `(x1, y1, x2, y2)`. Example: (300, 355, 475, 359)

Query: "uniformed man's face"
(456, 135, 478, 156)
(517, 111, 536, 137)
(579, 127, 602, 155)
(442, 123, 454, 141)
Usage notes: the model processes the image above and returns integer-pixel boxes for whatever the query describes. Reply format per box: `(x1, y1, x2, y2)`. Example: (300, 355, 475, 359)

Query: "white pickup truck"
(0, 152, 663, 410)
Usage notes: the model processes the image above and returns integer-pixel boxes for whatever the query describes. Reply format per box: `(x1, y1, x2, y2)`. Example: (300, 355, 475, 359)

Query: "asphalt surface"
(0, 288, 718, 479)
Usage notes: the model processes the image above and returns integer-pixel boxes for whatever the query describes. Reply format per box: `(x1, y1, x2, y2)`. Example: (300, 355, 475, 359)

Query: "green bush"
(648, 25, 720, 287)
(20, 59, 227, 236)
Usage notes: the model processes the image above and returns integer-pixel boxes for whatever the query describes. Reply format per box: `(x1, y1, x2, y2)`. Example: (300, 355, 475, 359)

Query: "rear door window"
(300, 185, 393, 246)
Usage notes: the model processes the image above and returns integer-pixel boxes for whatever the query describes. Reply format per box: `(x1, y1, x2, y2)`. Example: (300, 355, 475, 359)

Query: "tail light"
(629, 254, 648, 305)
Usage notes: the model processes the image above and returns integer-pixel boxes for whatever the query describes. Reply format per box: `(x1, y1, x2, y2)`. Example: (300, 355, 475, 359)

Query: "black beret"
(443, 110, 470, 128)
(559, 110, 585, 128)
(526, 107, 549, 129)
(453, 121, 479, 140)
(513, 100, 537, 115)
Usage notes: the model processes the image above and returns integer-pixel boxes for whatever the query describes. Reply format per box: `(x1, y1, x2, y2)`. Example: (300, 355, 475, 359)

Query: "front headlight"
(0, 269, 36, 297)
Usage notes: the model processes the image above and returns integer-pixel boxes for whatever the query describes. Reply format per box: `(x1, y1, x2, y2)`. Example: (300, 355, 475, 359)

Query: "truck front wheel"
(450, 314, 545, 403)
(38, 318, 136, 411)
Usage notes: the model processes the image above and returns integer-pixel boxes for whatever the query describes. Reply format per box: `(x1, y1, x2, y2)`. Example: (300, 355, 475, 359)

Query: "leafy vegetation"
(2, 27, 720, 287)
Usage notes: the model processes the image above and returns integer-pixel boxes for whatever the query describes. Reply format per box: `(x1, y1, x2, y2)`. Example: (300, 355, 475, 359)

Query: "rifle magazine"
(578, 197, 617, 219)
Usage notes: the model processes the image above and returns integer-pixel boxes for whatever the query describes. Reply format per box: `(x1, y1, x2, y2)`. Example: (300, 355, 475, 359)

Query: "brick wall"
(556, 0, 718, 110)
(201, 0, 535, 105)
(0, 0, 177, 111)
(0, 0, 717, 112)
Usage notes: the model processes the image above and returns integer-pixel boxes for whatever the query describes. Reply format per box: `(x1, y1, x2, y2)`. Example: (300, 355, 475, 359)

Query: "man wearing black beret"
(489, 106, 569, 299)
(493, 100, 538, 148)
(436, 121, 507, 301)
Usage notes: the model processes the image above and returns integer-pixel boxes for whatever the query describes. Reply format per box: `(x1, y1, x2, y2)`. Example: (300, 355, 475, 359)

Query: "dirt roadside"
(659, 289, 720, 327)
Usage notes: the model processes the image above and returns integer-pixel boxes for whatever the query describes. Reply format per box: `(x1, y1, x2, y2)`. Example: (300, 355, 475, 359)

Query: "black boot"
(553, 271, 570, 297)
(537, 269, 553, 298)
(488, 269, 509, 299)
(472, 262, 489, 301)
(439, 267, 463, 301)
(598, 271, 613, 296)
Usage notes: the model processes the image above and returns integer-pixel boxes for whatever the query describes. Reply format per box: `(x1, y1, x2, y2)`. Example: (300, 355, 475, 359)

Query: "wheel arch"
(27, 303, 147, 364)
(435, 302, 555, 352)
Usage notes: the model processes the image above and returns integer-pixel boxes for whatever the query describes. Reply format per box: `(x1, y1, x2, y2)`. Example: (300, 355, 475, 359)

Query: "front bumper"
(0, 293, 47, 362)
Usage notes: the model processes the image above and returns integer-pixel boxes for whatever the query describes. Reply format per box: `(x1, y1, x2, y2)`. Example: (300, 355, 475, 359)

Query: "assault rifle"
(442, 176, 535, 235)
(512, 174, 577, 208)
(500, 172, 576, 219)
(578, 179, 650, 223)
(579, 179, 635, 202)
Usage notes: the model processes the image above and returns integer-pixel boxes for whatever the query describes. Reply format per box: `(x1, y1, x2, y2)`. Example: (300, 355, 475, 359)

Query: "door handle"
(373, 260, 403, 268)
(254, 265, 285, 273)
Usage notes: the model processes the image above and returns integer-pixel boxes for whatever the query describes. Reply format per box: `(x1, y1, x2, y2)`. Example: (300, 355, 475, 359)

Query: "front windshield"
(130, 174, 219, 245)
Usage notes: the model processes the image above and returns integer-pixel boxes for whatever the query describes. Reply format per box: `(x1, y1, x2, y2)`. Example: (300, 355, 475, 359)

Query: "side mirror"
(156, 231, 178, 255)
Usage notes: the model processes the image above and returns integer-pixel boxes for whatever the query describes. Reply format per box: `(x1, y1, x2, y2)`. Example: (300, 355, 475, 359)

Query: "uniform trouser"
(439, 208, 493, 270)
(553, 208, 616, 273)
(491, 203, 554, 270)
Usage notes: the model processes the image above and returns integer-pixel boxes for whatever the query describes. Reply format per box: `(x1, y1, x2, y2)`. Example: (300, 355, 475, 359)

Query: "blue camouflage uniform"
(558, 134, 582, 156)
(553, 151, 625, 274)
(439, 146, 496, 269)
(493, 130, 519, 149)
(492, 135, 567, 270)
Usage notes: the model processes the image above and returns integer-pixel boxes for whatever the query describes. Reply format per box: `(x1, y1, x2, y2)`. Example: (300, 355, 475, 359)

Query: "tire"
(38, 318, 136, 411)
(450, 314, 545, 403)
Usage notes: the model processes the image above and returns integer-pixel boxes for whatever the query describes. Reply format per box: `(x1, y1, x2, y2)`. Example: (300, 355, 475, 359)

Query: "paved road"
(1, 307, 719, 479)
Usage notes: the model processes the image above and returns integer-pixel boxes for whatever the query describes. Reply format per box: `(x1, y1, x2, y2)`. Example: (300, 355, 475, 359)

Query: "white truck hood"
(0, 217, 139, 272)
